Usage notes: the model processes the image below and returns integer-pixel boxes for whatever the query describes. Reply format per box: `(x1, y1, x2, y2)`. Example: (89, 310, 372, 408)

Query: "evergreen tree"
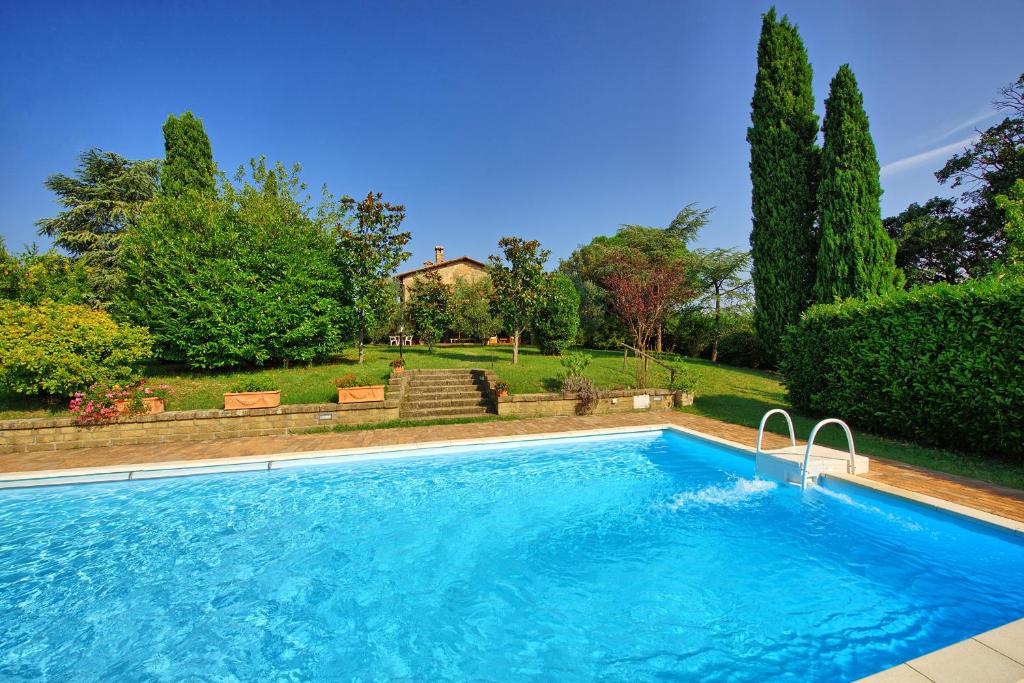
(814, 65, 902, 301)
(747, 7, 819, 365)
(160, 111, 216, 197)
(35, 148, 159, 303)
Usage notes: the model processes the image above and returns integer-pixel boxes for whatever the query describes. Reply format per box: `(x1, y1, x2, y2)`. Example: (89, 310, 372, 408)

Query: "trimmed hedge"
(781, 277, 1024, 459)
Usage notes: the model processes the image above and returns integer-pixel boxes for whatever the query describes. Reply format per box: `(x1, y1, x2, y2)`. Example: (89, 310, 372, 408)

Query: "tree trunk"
(357, 326, 365, 365)
(512, 329, 520, 364)
(656, 325, 663, 353)
(711, 288, 721, 363)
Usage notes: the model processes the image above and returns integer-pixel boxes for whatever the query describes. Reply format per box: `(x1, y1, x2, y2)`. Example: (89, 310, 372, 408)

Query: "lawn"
(2, 344, 1021, 490)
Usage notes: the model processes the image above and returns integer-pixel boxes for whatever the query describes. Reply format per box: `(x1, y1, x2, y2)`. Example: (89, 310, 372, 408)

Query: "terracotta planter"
(114, 396, 165, 415)
(224, 390, 281, 410)
(496, 389, 508, 398)
(391, 365, 405, 374)
(337, 385, 385, 404)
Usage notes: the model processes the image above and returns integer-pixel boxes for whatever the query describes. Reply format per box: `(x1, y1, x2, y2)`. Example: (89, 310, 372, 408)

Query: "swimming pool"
(1, 429, 1022, 681)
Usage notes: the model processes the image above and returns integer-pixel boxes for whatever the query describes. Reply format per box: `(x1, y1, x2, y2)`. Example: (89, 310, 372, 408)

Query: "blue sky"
(1, 0, 1021, 268)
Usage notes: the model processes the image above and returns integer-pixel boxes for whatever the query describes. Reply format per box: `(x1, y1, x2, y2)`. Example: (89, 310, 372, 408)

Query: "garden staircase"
(399, 369, 497, 420)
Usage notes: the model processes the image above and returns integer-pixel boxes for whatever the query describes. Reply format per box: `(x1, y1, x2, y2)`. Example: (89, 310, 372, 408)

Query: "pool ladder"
(755, 409, 858, 490)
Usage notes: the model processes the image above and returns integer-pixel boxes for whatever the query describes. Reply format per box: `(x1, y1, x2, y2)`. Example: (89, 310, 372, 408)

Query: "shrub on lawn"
(0, 301, 152, 397)
(531, 272, 581, 355)
(117, 160, 351, 369)
(781, 276, 1024, 458)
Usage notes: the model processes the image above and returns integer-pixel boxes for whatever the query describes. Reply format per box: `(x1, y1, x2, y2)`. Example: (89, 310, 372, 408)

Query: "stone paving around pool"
(2, 411, 1023, 524)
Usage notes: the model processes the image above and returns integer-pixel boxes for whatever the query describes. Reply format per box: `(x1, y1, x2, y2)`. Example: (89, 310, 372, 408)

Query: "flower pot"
(496, 389, 508, 398)
(672, 390, 694, 408)
(114, 396, 165, 415)
(391, 366, 405, 374)
(224, 390, 281, 410)
(337, 385, 385, 404)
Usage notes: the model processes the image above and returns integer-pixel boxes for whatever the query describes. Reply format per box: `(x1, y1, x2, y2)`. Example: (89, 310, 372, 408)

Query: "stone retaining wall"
(0, 376, 404, 456)
(0, 374, 680, 457)
(495, 388, 678, 418)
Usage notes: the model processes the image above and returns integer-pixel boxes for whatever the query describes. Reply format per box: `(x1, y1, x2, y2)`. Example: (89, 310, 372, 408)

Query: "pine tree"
(814, 65, 902, 301)
(747, 7, 819, 366)
(160, 111, 216, 197)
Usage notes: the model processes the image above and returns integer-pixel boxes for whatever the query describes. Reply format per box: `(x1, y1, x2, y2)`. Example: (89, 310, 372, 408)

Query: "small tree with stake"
(488, 237, 550, 365)
(333, 192, 411, 364)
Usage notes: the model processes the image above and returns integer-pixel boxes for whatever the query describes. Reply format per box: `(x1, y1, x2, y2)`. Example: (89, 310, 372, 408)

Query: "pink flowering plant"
(69, 379, 172, 425)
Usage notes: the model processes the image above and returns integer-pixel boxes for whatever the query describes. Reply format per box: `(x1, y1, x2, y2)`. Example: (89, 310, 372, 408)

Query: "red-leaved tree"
(601, 249, 693, 357)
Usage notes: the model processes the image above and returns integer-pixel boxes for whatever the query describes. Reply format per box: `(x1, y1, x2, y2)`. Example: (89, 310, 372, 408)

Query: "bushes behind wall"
(781, 276, 1024, 459)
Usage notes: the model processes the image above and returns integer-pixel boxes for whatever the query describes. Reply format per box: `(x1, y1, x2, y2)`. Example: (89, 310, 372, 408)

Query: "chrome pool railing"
(756, 408, 797, 454)
(800, 418, 858, 490)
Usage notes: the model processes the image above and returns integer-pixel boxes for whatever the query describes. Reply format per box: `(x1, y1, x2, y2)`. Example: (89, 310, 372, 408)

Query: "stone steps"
(404, 397, 491, 410)
(401, 405, 493, 420)
(400, 368, 496, 420)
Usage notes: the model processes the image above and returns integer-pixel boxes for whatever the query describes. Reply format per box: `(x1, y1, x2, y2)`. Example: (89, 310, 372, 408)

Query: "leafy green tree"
(0, 240, 92, 306)
(451, 275, 498, 341)
(334, 192, 411, 363)
(934, 73, 1024, 266)
(559, 205, 707, 350)
(886, 74, 1024, 283)
(488, 237, 550, 364)
(995, 179, 1024, 273)
(117, 158, 350, 368)
(531, 272, 581, 355)
(160, 111, 216, 197)
(883, 198, 976, 286)
(747, 7, 820, 365)
(35, 149, 158, 303)
(814, 65, 902, 302)
(694, 248, 752, 362)
(407, 270, 455, 352)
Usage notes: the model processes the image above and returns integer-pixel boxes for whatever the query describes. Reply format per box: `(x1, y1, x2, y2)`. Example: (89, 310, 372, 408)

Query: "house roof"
(395, 256, 487, 280)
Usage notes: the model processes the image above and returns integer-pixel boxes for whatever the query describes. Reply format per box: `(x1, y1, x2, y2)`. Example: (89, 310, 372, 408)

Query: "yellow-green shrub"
(781, 277, 1024, 459)
(0, 301, 152, 397)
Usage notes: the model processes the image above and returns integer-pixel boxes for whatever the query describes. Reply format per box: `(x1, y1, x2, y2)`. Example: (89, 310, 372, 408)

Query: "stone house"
(395, 245, 488, 302)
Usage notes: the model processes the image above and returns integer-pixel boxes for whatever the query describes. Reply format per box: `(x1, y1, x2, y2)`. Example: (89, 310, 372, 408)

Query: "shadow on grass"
(0, 393, 64, 419)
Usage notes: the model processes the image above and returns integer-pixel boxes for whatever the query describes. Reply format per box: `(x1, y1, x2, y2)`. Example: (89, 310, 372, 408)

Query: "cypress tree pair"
(814, 66, 902, 301)
(749, 9, 901, 365)
(747, 8, 819, 366)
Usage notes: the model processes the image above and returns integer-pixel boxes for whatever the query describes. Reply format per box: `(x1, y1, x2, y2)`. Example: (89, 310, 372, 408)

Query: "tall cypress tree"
(814, 65, 902, 302)
(748, 8, 819, 366)
(160, 111, 216, 197)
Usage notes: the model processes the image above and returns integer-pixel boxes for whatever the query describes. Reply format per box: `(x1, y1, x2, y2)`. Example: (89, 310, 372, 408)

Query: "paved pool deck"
(2, 411, 1022, 523)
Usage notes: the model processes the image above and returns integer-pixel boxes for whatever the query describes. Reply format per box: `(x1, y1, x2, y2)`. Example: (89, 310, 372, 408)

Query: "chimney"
(434, 245, 445, 264)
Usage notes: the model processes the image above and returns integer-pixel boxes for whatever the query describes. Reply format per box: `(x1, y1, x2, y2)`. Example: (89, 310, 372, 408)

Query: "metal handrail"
(756, 409, 797, 453)
(800, 418, 857, 490)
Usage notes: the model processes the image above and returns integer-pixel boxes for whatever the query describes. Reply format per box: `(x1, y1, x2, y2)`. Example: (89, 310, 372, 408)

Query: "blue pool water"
(1, 430, 1023, 681)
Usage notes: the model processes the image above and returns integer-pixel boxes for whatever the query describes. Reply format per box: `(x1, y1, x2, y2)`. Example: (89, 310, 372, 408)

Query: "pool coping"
(2, 421, 1022, 682)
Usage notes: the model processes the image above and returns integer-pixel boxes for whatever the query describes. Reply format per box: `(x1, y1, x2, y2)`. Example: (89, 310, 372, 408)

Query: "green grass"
(2, 343, 1020, 489)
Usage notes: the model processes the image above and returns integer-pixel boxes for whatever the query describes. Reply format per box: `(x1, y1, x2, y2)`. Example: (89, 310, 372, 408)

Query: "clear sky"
(1, 0, 1021, 268)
